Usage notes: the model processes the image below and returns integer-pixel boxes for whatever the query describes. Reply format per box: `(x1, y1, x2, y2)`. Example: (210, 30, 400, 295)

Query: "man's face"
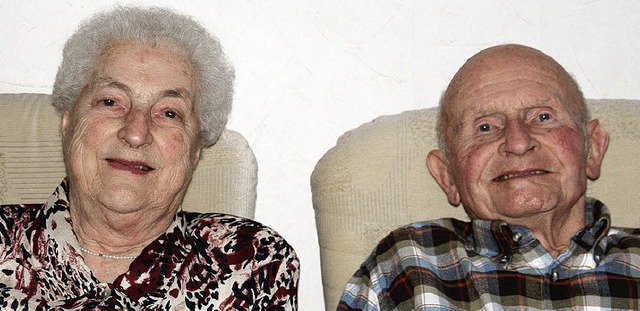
(61, 40, 201, 214)
(430, 52, 606, 222)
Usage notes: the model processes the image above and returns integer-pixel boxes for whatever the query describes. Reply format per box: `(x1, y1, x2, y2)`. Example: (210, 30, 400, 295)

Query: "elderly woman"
(0, 6, 298, 310)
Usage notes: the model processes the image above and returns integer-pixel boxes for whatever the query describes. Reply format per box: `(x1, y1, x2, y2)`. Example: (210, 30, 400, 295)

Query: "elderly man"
(338, 44, 639, 310)
(0, 6, 298, 310)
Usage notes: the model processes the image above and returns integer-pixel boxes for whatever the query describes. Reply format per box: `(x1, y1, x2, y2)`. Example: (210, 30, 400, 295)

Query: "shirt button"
(551, 270, 559, 282)
(464, 242, 474, 251)
(499, 255, 511, 264)
(594, 254, 601, 263)
(512, 232, 523, 243)
(98, 284, 112, 299)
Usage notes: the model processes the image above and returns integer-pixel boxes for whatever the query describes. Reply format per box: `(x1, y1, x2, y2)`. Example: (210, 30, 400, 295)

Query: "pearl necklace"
(78, 246, 137, 260)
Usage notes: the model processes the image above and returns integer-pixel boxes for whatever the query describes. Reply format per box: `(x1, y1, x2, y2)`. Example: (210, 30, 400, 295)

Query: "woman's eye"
(478, 123, 491, 132)
(538, 113, 551, 122)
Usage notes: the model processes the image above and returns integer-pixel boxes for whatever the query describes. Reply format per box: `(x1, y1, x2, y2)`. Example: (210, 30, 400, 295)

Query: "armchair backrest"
(0, 93, 257, 219)
(311, 99, 640, 310)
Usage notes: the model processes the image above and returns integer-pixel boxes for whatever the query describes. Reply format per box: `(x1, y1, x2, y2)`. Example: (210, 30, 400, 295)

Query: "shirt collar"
(42, 178, 186, 266)
(466, 198, 611, 259)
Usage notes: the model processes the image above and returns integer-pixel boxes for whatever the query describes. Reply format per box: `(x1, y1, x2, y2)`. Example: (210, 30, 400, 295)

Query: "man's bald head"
(437, 44, 587, 155)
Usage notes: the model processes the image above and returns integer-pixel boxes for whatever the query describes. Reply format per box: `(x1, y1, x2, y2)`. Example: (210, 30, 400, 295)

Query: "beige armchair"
(311, 99, 640, 310)
(0, 93, 257, 219)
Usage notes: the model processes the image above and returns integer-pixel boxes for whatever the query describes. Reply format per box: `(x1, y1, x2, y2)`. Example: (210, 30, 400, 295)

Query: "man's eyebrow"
(534, 97, 553, 105)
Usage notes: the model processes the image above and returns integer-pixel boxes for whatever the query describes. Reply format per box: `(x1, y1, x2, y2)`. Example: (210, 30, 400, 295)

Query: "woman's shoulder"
(0, 203, 45, 246)
(0, 203, 44, 221)
(181, 212, 269, 230)
(179, 212, 291, 246)
(0, 203, 43, 211)
(177, 211, 298, 264)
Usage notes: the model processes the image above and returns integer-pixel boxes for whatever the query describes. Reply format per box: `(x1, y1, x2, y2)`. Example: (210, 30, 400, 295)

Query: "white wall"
(2, 1, 639, 310)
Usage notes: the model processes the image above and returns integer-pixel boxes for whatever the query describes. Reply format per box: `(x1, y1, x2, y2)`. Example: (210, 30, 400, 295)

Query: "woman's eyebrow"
(161, 88, 192, 101)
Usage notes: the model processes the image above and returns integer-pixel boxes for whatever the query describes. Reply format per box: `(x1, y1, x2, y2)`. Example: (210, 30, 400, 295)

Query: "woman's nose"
(118, 109, 152, 148)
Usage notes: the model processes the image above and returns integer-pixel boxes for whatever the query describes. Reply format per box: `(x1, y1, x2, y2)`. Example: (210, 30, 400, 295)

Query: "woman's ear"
(427, 149, 461, 206)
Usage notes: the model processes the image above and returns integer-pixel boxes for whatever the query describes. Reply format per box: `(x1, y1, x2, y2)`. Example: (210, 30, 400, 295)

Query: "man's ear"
(193, 146, 201, 164)
(61, 109, 71, 140)
(585, 119, 609, 180)
(427, 149, 461, 206)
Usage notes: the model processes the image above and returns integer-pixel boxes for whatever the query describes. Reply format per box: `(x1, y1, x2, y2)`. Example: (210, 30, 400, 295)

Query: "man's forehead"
(440, 44, 584, 126)
(447, 54, 568, 108)
(457, 95, 556, 116)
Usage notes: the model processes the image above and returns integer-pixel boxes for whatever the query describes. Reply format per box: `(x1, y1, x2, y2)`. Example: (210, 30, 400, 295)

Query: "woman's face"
(61, 40, 202, 215)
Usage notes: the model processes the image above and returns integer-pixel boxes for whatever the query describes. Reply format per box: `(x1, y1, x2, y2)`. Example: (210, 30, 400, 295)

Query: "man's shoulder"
(403, 217, 469, 230)
(385, 217, 470, 243)
(367, 218, 470, 261)
(607, 226, 640, 244)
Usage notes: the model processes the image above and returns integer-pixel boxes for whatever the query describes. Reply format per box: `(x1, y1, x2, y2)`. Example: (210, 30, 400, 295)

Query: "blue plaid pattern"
(339, 198, 640, 310)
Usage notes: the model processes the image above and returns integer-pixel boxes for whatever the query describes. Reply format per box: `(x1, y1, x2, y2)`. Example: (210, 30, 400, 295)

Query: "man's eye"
(100, 99, 117, 106)
(164, 110, 177, 119)
(478, 123, 491, 132)
(538, 113, 551, 122)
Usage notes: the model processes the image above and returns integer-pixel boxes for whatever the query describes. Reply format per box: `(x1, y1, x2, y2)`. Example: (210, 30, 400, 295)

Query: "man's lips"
(493, 170, 548, 182)
(106, 158, 154, 173)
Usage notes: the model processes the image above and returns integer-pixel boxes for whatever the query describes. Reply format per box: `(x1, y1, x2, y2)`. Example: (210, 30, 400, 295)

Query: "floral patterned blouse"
(0, 180, 299, 310)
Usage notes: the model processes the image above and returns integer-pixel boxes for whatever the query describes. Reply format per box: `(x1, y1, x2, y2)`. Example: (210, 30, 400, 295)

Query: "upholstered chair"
(0, 93, 257, 218)
(311, 99, 640, 310)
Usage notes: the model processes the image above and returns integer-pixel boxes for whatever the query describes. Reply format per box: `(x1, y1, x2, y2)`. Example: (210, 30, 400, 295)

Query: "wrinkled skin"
(61, 40, 202, 281)
(427, 44, 609, 256)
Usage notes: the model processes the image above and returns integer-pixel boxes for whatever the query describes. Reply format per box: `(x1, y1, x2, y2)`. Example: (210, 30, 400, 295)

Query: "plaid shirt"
(338, 198, 640, 310)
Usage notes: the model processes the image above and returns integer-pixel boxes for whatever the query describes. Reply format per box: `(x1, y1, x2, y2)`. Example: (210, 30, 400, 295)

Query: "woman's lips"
(106, 158, 154, 175)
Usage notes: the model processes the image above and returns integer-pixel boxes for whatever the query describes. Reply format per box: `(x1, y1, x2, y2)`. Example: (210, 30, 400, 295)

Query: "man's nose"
(499, 120, 539, 155)
(118, 109, 152, 148)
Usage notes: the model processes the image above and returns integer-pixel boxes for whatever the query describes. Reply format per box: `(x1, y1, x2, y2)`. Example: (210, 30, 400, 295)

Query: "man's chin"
(490, 193, 557, 218)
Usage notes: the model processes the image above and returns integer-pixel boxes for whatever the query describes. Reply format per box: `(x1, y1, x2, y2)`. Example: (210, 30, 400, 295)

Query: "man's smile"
(493, 170, 548, 182)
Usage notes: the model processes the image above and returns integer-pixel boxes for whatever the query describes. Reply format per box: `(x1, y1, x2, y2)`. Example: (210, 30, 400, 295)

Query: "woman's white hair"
(52, 6, 234, 146)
